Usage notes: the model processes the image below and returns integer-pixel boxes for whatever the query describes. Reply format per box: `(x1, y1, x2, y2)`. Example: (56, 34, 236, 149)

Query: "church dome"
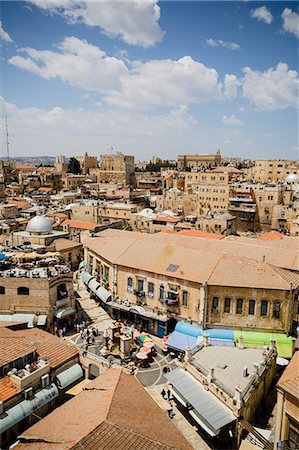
(26, 215, 52, 234)
(285, 173, 299, 183)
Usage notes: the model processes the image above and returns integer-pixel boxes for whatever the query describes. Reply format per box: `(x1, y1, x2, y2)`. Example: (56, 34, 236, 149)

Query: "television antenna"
(5, 116, 10, 161)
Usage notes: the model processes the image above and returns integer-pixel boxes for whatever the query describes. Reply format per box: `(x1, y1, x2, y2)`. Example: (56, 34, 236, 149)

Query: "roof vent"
(217, 362, 227, 369)
(243, 366, 249, 377)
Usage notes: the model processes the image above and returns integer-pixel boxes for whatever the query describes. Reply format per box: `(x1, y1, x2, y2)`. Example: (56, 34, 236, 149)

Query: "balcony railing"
(228, 204, 256, 213)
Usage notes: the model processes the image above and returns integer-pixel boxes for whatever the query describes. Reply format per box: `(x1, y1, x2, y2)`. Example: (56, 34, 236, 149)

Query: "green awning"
(55, 363, 84, 389)
(0, 383, 59, 434)
(81, 271, 93, 286)
(234, 330, 293, 358)
(54, 307, 76, 319)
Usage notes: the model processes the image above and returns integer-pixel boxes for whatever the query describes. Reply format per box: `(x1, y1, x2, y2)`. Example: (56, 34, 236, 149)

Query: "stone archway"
(88, 363, 100, 379)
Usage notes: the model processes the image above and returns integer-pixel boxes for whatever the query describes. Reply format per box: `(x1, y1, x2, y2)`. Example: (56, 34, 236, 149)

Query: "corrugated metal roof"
(55, 363, 84, 389)
(166, 368, 235, 436)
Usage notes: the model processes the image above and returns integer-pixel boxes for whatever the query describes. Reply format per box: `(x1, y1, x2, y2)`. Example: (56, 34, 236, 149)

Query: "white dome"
(161, 210, 175, 217)
(285, 173, 299, 183)
(26, 215, 53, 234)
(139, 208, 155, 218)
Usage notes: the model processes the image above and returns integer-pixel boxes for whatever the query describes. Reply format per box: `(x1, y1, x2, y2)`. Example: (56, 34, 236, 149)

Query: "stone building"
(177, 149, 221, 170)
(0, 255, 75, 330)
(75, 152, 98, 175)
(275, 351, 299, 450)
(13, 214, 68, 247)
(82, 230, 299, 337)
(0, 160, 16, 183)
(54, 155, 68, 173)
(70, 201, 137, 225)
(92, 152, 135, 186)
(248, 159, 299, 184)
(0, 326, 81, 449)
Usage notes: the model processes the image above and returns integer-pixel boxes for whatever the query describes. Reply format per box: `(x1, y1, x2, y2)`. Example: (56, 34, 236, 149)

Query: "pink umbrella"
(140, 346, 151, 354)
(144, 342, 154, 349)
(133, 330, 140, 338)
(136, 352, 148, 360)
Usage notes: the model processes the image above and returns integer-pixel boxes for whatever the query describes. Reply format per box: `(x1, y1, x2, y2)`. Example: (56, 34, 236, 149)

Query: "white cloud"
(221, 115, 244, 126)
(106, 56, 222, 110)
(206, 38, 240, 50)
(250, 6, 273, 24)
(242, 63, 299, 111)
(223, 74, 240, 99)
(0, 20, 13, 43)
(9, 38, 222, 110)
(9, 37, 128, 93)
(30, 0, 164, 48)
(0, 97, 197, 156)
(282, 8, 299, 38)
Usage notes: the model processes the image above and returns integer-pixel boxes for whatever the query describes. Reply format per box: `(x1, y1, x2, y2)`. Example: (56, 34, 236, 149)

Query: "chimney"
(203, 333, 209, 347)
(243, 366, 249, 377)
(253, 363, 259, 375)
(238, 336, 244, 349)
(208, 367, 215, 384)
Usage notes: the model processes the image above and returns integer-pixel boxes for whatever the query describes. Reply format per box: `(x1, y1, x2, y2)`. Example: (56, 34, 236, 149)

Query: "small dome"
(139, 208, 155, 218)
(285, 173, 299, 183)
(161, 210, 175, 217)
(26, 215, 52, 234)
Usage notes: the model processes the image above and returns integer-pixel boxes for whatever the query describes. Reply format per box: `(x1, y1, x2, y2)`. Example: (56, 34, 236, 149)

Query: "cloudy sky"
(0, 1, 298, 160)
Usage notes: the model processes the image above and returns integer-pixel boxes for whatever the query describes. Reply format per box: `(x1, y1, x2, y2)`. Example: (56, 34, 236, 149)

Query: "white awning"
(36, 315, 47, 326)
(95, 286, 112, 303)
(55, 363, 84, 389)
(54, 307, 76, 319)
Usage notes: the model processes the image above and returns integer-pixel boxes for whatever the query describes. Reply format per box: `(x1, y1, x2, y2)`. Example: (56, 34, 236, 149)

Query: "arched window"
(0, 286, 5, 295)
(57, 283, 68, 300)
(17, 287, 29, 295)
(127, 277, 133, 292)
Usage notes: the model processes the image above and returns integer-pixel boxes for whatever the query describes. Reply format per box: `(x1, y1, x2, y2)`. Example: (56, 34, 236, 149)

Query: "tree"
(68, 157, 81, 174)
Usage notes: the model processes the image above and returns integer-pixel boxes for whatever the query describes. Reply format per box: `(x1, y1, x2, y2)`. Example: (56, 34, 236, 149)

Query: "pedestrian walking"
(161, 388, 166, 399)
(167, 389, 171, 401)
(58, 329, 63, 338)
(167, 407, 175, 419)
(62, 326, 66, 336)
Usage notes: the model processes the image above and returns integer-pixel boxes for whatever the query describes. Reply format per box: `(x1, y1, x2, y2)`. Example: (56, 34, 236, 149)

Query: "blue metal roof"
(0, 383, 59, 434)
(166, 331, 198, 352)
(166, 368, 235, 436)
(55, 363, 84, 389)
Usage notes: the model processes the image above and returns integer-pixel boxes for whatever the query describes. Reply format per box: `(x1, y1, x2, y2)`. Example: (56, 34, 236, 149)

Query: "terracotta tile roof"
(16, 165, 37, 170)
(0, 331, 36, 367)
(47, 213, 68, 219)
(277, 351, 299, 399)
(8, 200, 28, 209)
(210, 166, 242, 173)
(14, 329, 79, 370)
(54, 238, 82, 251)
(270, 266, 299, 289)
(62, 219, 98, 230)
(178, 230, 224, 239)
(257, 231, 286, 241)
(0, 376, 21, 402)
(38, 187, 53, 192)
(16, 369, 191, 450)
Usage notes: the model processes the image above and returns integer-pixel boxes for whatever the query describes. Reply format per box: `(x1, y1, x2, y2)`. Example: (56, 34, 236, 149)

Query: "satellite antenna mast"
(5, 116, 10, 161)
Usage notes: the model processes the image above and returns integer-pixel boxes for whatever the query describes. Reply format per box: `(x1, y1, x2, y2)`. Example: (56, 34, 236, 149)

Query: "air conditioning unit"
(24, 387, 33, 400)
(41, 374, 50, 388)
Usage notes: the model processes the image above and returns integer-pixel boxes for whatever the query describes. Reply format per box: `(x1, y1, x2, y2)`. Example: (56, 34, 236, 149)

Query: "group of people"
(161, 387, 175, 419)
(53, 323, 67, 338)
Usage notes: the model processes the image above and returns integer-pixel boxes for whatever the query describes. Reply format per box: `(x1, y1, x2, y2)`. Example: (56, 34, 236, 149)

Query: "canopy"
(55, 363, 84, 389)
(89, 278, 101, 293)
(166, 331, 199, 352)
(54, 307, 76, 319)
(81, 271, 93, 286)
(0, 253, 10, 261)
(166, 368, 235, 437)
(0, 384, 59, 434)
(35, 315, 47, 326)
(95, 286, 112, 303)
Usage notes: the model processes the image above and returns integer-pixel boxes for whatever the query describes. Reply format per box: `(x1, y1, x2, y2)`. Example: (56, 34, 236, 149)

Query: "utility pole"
(5, 115, 10, 161)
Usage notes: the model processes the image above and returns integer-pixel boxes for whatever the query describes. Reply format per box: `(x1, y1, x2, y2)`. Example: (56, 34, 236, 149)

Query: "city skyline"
(0, 1, 298, 160)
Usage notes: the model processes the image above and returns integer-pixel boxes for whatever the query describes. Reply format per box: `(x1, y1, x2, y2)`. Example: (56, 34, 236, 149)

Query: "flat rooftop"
(192, 345, 265, 394)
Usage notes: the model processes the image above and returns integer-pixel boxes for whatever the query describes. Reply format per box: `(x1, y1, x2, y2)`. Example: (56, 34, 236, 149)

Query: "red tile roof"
(178, 230, 224, 239)
(277, 352, 299, 399)
(0, 376, 21, 402)
(257, 231, 286, 241)
(0, 330, 36, 367)
(14, 329, 79, 370)
(47, 213, 68, 219)
(16, 369, 191, 449)
(61, 219, 98, 230)
(16, 165, 37, 170)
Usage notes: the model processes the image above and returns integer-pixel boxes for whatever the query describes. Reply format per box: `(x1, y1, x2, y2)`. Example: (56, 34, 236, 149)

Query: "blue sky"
(0, 1, 298, 160)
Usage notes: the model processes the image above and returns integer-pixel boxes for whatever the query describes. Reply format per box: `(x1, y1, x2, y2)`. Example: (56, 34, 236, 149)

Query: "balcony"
(134, 290, 145, 298)
(229, 196, 253, 203)
(228, 204, 256, 213)
(8, 359, 50, 390)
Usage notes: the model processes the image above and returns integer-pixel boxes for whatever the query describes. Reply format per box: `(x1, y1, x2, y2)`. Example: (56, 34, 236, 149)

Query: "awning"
(95, 286, 112, 303)
(88, 278, 101, 293)
(166, 331, 198, 352)
(54, 307, 76, 319)
(36, 315, 47, 326)
(0, 383, 59, 435)
(78, 261, 87, 270)
(81, 271, 93, 286)
(55, 363, 84, 389)
(129, 306, 145, 315)
(166, 368, 235, 437)
(12, 313, 36, 328)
